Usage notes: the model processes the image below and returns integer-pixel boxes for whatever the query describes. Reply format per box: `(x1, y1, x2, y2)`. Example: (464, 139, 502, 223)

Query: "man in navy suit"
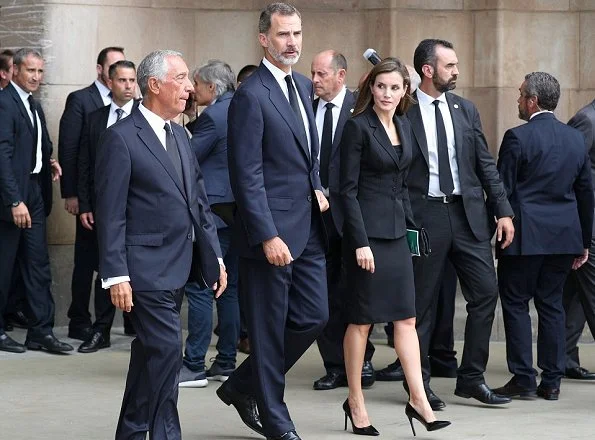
(177, 59, 240, 387)
(309, 49, 376, 391)
(95, 50, 226, 440)
(58, 47, 131, 341)
(495, 72, 593, 401)
(0, 49, 73, 354)
(76, 60, 138, 353)
(218, 4, 329, 440)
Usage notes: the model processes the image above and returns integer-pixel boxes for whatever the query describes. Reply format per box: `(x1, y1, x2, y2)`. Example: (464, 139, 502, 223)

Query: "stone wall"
(1, 0, 594, 333)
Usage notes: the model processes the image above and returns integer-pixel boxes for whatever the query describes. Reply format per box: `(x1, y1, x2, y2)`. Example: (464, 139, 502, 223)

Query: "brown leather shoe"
(237, 338, 251, 354)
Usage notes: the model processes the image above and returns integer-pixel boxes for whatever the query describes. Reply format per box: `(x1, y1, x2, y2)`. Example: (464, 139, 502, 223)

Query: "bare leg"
(344, 323, 372, 428)
(394, 318, 436, 422)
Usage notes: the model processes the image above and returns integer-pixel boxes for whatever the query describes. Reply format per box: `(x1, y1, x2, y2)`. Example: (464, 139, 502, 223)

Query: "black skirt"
(343, 235, 416, 324)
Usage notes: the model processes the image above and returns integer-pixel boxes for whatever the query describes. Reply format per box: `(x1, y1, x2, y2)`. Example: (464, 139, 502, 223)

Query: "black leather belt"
(427, 195, 462, 204)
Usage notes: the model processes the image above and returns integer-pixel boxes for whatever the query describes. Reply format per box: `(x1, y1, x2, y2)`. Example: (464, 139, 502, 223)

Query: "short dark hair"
(329, 51, 347, 72)
(523, 71, 560, 111)
(97, 46, 125, 66)
(109, 60, 136, 79)
(258, 2, 300, 34)
(13, 48, 43, 66)
(353, 57, 413, 117)
(413, 39, 454, 77)
(237, 64, 258, 83)
(0, 49, 14, 72)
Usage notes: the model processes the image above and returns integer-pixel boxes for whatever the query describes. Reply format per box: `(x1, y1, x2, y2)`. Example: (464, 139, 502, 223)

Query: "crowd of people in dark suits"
(1, 2, 595, 439)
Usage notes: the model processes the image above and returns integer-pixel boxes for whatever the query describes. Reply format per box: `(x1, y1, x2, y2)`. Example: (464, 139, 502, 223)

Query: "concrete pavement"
(1, 327, 594, 440)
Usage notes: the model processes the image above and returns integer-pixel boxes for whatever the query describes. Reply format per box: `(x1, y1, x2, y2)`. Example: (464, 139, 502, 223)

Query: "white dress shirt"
(106, 99, 135, 128)
(529, 110, 554, 120)
(11, 81, 42, 174)
(94, 79, 112, 106)
(314, 86, 346, 158)
(261, 57, 311, 153)
(416, 88, 461, 196)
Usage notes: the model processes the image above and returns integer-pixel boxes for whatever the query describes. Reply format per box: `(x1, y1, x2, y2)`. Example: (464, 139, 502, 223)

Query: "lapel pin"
(350, 108, 354, 113)
(454, 104, 459, 109)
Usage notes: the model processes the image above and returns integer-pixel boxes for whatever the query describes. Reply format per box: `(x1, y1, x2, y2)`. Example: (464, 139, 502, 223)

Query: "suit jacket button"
(187, 233, 192, 239)
(421, 194, 426, 199)
(307, 195, 312, 202)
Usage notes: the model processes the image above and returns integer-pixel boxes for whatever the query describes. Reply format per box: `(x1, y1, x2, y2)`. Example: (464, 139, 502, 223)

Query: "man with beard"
(377, 38, 515, 410)
(218, 3, 329, 440)
(494, 72, 592, 400)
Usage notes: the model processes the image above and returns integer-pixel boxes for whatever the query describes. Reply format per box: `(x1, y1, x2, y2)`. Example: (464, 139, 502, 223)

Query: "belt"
(427, 194, 462, 204)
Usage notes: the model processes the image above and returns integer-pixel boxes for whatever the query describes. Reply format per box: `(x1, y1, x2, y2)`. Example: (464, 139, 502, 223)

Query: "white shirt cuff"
(102, 276, 131, 289)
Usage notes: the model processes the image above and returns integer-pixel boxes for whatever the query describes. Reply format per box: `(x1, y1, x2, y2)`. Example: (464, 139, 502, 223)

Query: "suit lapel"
(172, 123, 192, 201)
(88, 83, 105, 109)
(133, 110, 187, 200)
(407, 100, 429, 167)
(367, 108, 400, 168)
(395, 116, 411, 169)
(334, 89, 354, 155)
(446, 93, 464, 163)
(7, 84, 34, 135)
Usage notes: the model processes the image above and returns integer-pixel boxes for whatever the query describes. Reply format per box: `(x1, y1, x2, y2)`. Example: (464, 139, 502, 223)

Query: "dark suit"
(313, 89, 376, 374)
(564, 100, 595, 371)
(58, 82, 106, 333)
(497, 112, 593, 389)
(407, 91, 514, 387)
(0, 83, 55, 338)
(77, 101, 139, 335)
(226, 62, 328, 437)
(95, 107, 221, 439)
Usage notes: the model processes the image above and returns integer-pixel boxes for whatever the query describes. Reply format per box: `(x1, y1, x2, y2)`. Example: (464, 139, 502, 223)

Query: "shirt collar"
(110, 99, 135, 115)
(416, 87, 446, 106)
(94, 79, 111, 99)
(11, 80, 32, 102)
(319, 86, 346, 109)
(262, 57, 292, 83)
(139, 102, 169, 132)
(529, 110, 554, 120)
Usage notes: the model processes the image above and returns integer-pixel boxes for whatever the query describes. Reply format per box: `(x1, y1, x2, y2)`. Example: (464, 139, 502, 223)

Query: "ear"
(147, 77, 160, 95)
(96, 64, 102, 77)
(107, 78, 113, 90)
(337, 69, 346, 82)
(421, 64, 433, 79)
(258, 33, 268, 48)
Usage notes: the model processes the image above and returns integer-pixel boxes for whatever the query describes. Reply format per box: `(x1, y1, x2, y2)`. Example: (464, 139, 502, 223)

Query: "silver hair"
(192, 60, 236, 99)
(258, 2, 300, 34)
(137, 49, 182, 96)
(13, 48, 43, 66)
(523, 71, 560, 111)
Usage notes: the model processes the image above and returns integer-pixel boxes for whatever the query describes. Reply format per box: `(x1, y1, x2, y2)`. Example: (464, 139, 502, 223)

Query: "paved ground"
(2, 327, 594, 440)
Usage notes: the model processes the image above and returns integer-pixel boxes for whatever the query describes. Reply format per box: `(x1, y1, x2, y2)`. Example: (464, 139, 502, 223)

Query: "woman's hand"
(355, 246, 375, 273)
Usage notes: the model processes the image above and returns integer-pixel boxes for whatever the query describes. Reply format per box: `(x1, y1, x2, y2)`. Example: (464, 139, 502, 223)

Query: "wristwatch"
(11, 201, 21, 207)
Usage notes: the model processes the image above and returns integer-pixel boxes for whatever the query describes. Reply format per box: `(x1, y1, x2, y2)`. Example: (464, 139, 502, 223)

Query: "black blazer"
(78, 100, 139, 214)
(497, 112, 593, 256)
(0, 83, 53, 221)
(58, 83, 104, 198)
(313, 88, 356, 235)
(568, 99, 595, 236)
(406, 91, 513, 242)
(95, 108, 222, 291)
(340, 106, 415, 249)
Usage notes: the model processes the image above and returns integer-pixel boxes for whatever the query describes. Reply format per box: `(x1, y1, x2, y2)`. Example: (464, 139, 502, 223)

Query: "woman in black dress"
(340, 58, 449, 436)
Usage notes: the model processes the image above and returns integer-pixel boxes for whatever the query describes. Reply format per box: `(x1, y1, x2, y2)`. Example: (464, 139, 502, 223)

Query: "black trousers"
(228, 216, 328, 438)
(413, 199, 498, 387)
(316, 210, 375, 373)
(115, 288, 184, 440)
(499, 254, 574, 389)
(0, 177, 55, 338)
(563, 238, 595, 369)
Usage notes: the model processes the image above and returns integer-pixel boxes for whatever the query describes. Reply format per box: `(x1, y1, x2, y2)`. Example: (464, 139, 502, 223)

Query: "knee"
(394, 317, 416, 332)
(347, 324, 372, 339)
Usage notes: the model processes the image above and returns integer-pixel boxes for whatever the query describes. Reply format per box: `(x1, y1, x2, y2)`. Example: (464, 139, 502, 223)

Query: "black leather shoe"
(267, 430, 301, 440)
(216, 381, 264, 436)
(493, 378, 536, 398)
(5, 323, 14, 332)
(313, 370, 347, 390)
(454, 382, 511, 404)
(376, 361, 405, 381)
(26, 334, 74, 353)
(403, 381, 445, 411)
(68, 327, 93, 341)
(536, 384, 560, 400)
(5, 311, 29, 329)
(361, 360, 375, 388)
(78, 331, 110, 353)
(565, 366, 595, 380)
(0, 333, 26, 353)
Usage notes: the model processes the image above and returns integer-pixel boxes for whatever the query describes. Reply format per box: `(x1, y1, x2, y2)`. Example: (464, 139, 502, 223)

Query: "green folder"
(406, 229, 420, 257)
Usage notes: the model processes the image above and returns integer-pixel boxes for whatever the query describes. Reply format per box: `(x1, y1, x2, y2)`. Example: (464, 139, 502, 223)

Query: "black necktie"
(28, 95, 39, 172)
(164, 124, 185, 195)
(433, 100, 454, 195)
(115, 108, 124, 122)
(319, 102, 334, 188)
(284, 75, 307, 142)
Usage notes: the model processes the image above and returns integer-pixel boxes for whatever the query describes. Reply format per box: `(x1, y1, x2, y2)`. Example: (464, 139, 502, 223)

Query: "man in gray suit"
(563, 98, 595, 380)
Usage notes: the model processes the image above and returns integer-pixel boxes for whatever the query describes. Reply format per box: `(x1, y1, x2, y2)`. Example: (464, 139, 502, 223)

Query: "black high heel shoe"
(405, 403, 451, 436)
(342, 399, 380, 436)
